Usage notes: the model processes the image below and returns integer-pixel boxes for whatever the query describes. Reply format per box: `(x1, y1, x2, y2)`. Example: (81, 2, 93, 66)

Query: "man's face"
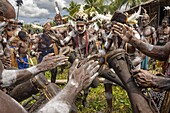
(141, 15, 149, 27)
(162, 20, 168, 27)
(76, 21, 85, 34)
(6, 25, 16, 37)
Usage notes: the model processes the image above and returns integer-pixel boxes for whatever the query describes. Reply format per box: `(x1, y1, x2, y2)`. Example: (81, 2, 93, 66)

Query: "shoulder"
(168, 26, 170, 32)
(150, 26, 156, 32)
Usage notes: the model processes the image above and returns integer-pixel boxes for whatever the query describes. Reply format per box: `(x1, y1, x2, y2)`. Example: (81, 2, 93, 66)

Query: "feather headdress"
(31, 24, 43, 30)
(55, 0, 66, 14)
(164, 6, 170, 11)
(92, 14, 111, 22)
(75, 5, 88, 22)
(127, 6, 142, 24)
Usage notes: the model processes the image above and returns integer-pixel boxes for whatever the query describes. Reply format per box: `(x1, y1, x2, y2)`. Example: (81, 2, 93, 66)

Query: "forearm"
(0, 66, 41, 87)
(129, 38, 169, 61)
(153, 76, 170, 91)
(63, 36, 71, 45)
(38, 81, 80, 113)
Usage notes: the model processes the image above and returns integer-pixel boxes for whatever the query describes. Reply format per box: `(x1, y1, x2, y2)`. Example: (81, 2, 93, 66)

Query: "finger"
(114, 22, 125, 27)
(90, 65, 100, 75)
(53, 56, 68, 62)
(90, 72, 99, 81)
(132, 69, 141, 73)
(56, 62, 67, 67)
(113, 30, 122, 36)
(132, 73, 140, 78)
(87, 61, 99, 71)
(45, 53, 55, 58)
(84, 60, 94, 69)
(56, 59, 68, 64)
(54, 54, 66, 58)
(124, 24, 133, 31)
(113, 24, 123, 31)
(87, 54, 98, 61)
(71, 59, 79, 70)
(137, 81, 148, 87)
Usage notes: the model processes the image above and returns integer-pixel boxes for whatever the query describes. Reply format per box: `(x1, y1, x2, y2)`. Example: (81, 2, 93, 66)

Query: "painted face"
(141, 15, 150, 27)
(76, 21, 86, 34)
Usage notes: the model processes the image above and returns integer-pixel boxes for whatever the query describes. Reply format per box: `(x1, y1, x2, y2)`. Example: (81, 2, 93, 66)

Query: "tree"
(16, 0, 23, 20)
(63, 1, 80, 16)
(84, 0, 105, 14)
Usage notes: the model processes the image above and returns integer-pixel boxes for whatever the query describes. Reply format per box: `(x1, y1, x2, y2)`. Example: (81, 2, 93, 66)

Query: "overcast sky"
(8, 0, 81, 25)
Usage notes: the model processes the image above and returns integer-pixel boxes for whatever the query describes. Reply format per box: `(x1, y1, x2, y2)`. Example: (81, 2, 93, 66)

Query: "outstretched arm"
(112, 22, 170, 61)
(0, 54, 68, 88)
(129, 37, 170, 61)
(132, 69, 170, 90)
(38, 59, 100, 113)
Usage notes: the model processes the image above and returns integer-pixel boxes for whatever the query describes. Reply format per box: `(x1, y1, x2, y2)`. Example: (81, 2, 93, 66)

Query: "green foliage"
(29, 58, 132, 112)
(76, 84, 132, 113)
(44, 66, 132, 112)
(63, 1, 80, 16)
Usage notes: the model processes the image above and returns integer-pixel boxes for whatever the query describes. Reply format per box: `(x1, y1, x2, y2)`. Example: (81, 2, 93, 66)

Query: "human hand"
(78, 54, 100, 66)
(69, 59, 100, 91)
(37, 53, 68, 71)
(132, 69, 158, 88)
(112, 22, 140, 42)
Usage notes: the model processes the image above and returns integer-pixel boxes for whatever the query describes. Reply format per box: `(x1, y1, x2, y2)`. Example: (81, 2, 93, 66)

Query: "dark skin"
(157, 19, 170, 45)
(0, 58, 99, 113)
(37, 59, 100, 113)
(0, 53, 68, 87)
(112, 22, 170, 90)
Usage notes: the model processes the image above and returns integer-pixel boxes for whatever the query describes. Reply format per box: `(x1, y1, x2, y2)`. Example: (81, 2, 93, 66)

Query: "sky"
(8, 0, 81, 25)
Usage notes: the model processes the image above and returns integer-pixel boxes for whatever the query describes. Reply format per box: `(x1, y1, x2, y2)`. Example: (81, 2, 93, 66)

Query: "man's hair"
(162, 17, 169, 23)
(18, 30, 26, 40)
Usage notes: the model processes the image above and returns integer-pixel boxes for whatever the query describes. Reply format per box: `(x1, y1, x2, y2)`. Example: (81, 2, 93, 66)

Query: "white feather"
(68, 19, 75, 27)
(92, 14, 111, 22)
(50, 24, 68, 30)
(127, 6, 142, 22)
(164, 6, 170, 11)
(55, 7, 60, 14)
(31, 24, 43, 30)
(88, 22, 99, 31)
(79, 4, 85, 12)
(94, 22, 99, 31)
(55, 0, 66, 12)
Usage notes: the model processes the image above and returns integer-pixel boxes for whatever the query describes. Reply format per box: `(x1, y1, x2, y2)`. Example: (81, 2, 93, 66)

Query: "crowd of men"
(1, 1, 170, 113)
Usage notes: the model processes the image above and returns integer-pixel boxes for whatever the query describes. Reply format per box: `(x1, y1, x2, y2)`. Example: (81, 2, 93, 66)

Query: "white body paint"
(69, 79, 79, 88)
(1, 70, 17, 87)
(38, 100, 70, 113)
(27, 66, 39, 75)
(146, 43, 154, 51)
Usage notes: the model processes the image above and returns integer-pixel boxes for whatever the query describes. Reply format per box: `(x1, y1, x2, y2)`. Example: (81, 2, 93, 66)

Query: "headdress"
(75, 5, 88, 22)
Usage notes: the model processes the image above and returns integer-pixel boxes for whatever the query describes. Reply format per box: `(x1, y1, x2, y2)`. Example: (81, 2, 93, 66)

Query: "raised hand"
(112, 22, 140, 42)
(132, 69, 158, 88)
(69, 59, 100, 91)
(37, 53, 68, 72)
